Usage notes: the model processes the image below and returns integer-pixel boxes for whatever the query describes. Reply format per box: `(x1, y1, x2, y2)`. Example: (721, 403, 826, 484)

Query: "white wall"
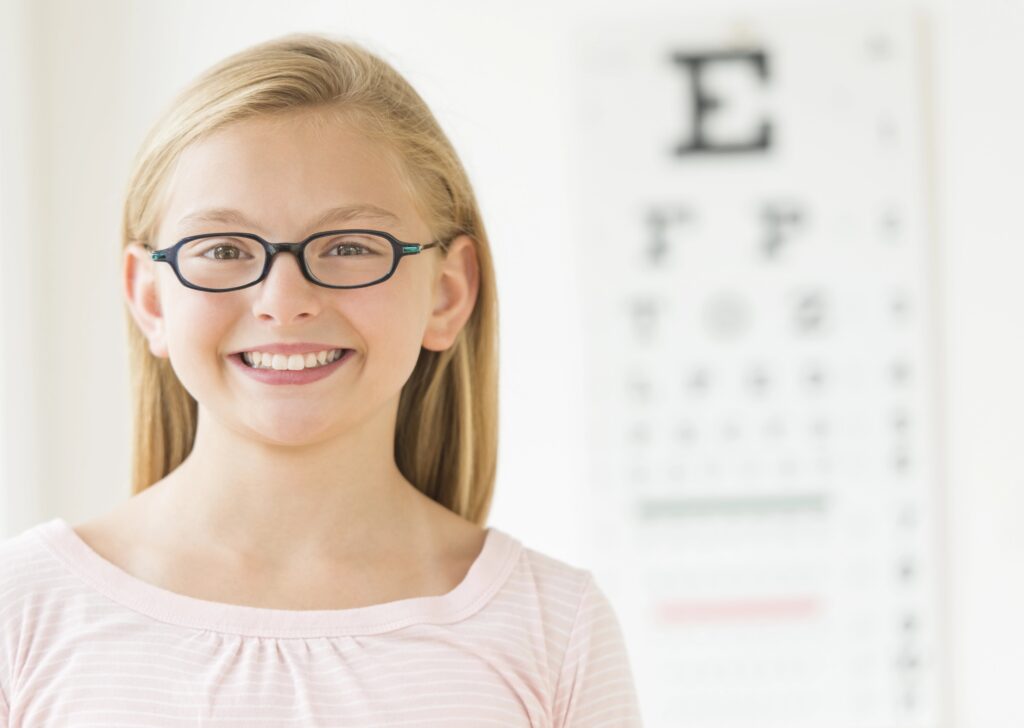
(0, 0, 1020, 725)
(940, 3, 1024, 726)
(0, 0, 44, 534)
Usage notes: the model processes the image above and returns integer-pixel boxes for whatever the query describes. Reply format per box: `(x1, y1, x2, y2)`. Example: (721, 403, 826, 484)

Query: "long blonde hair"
(120, 33, 499, 525)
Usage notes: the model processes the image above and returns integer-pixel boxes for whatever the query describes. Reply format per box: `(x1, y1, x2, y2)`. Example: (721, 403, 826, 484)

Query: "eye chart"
(570, 6, 946, 728)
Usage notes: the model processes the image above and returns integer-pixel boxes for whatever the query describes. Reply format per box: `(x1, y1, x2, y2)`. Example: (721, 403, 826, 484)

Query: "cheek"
(162, 295, 233, 363)
(353, 285, 431, 369)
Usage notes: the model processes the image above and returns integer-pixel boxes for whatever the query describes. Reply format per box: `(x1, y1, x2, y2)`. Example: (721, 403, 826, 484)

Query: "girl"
(0, 33, 641, 726)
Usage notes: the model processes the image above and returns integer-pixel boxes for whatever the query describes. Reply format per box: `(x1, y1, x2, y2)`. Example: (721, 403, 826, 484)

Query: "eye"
(322, 235, 388, 256)
(329, 243, 372, 256)
(314, 234, 390, 259)
(189, 237, 258, 260)
(204, 244, 245, 260)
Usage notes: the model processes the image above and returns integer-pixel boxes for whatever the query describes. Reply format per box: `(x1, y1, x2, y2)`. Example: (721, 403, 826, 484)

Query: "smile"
(229, 349, 353, 385)
(242, 348, 346, 371)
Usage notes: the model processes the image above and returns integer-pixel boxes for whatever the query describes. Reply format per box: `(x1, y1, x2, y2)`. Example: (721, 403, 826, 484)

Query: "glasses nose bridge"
(264, 240, 309, 274)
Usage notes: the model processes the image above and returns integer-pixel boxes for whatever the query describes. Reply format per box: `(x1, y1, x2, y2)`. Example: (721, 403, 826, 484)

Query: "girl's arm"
(552, 573, 644, 727)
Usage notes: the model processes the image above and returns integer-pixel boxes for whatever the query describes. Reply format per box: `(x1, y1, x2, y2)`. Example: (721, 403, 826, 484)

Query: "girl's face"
(125, 110, 476, 446)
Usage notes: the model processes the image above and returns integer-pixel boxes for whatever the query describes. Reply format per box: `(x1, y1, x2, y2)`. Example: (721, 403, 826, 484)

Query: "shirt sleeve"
(552, 572, 644, 727)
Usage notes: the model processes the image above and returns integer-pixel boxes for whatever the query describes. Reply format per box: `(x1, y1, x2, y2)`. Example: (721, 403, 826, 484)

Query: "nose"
(251, 247, 322, 322)
(266, 246, 304, 277)
(262, 246, 313, 284)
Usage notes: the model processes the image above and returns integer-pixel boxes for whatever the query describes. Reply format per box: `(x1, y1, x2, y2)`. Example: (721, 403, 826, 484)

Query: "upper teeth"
(242, 349, 344, 370)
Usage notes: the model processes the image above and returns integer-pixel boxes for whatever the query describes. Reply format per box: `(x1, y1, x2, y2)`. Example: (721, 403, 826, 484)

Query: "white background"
(0, 1, 1020, 726)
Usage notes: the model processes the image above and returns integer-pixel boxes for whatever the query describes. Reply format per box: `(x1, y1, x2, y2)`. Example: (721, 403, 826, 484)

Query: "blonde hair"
(121, 32, 499, 525)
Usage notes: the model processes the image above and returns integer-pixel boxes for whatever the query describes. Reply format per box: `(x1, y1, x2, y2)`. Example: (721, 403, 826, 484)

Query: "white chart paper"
(571, 7, 946, 727)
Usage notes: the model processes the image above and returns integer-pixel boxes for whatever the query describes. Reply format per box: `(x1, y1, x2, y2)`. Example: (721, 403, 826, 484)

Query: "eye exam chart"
(570, 6, 946, 727)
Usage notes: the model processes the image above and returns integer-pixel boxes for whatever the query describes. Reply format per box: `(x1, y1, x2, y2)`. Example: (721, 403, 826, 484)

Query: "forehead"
(157, 111, 417, 240)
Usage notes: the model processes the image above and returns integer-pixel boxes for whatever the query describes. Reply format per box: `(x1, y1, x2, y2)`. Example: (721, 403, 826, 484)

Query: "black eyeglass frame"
(142, 228, 445, 293)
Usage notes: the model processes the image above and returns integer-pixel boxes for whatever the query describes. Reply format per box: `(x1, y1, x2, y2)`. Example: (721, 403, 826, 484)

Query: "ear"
(421, 234, 480, 352)
(124, 243, 169, 358)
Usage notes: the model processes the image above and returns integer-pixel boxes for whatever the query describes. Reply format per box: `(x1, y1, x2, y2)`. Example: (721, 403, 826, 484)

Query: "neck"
(143, 394, 425, 568)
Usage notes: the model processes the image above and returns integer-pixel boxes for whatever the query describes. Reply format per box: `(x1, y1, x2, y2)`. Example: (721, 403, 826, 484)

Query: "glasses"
(143, 229, 445, 292)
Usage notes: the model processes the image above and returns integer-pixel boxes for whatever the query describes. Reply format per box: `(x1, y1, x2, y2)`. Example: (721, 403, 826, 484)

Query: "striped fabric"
(0, 517, 642, 726)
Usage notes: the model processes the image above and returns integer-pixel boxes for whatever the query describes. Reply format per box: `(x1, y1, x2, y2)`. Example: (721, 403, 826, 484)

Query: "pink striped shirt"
(0, 517, 642, 726)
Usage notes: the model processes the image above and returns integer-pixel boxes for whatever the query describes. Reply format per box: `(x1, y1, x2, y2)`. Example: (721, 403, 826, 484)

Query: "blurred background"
(0, 0, 1020, 726)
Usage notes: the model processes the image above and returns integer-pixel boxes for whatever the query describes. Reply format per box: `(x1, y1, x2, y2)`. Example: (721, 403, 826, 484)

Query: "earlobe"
(421, 234, 480, 352)
(123, 243, 169, 358)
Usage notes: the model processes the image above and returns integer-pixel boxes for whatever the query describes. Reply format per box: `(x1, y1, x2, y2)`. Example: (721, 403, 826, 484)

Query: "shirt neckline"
(33, 516, 521, 638)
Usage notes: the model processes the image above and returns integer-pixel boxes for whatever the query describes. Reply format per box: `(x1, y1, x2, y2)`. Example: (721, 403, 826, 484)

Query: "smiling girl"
(0, 33, 641, 726)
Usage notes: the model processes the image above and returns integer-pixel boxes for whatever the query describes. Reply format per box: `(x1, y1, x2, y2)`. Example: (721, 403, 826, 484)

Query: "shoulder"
(515, 542, 630, 663)
(495, 535, 641, 725)
(0, 517, 97, 642)
(494, 534, 602, 650)
(0, 519, 72, 705)
(517, 540, 594, 614)
(509, 543, 642, 727)
(0, 518, 75, 629)
(0, 518, 63, 601)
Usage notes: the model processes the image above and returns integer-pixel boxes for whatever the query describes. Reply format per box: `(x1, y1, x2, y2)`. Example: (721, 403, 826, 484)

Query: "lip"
(228, 349, 353, 385)
(231, 342, 348, 356)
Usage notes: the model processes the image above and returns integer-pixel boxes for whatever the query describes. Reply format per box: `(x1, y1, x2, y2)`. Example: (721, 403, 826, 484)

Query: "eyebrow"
(176, 203, 401, 233)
